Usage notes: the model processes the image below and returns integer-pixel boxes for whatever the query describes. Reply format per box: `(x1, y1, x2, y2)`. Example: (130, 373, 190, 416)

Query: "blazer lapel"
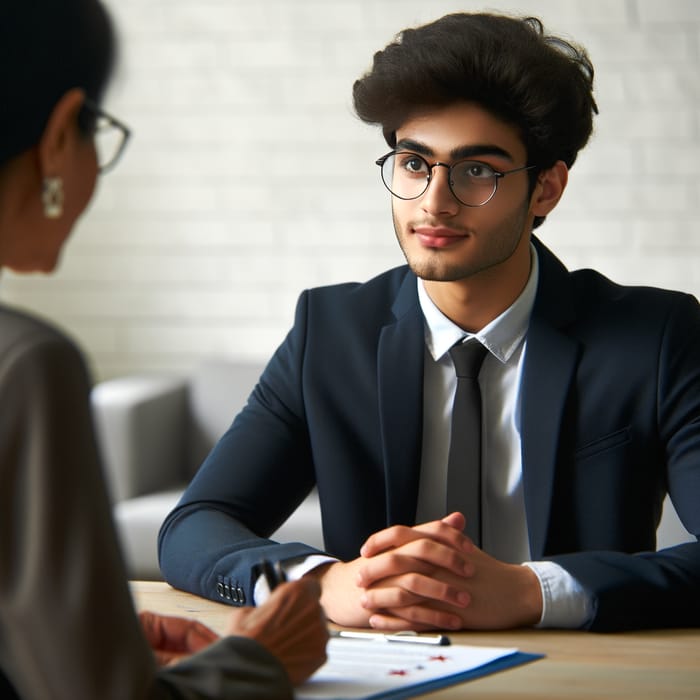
(377, 271, 425, 526)
(521, 240, 581, 557)
(373, 244, 582, 543)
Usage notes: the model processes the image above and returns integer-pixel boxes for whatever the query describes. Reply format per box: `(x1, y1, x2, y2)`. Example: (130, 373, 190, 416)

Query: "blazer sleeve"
(159, 290, 325, 606)
(550, 293, 700, 631)
(158, 637, 293, 700)
(0, 323, 293, 698)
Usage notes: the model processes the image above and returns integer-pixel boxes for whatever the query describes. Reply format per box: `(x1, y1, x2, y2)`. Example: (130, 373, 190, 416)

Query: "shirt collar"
(417, 244, 539, 364)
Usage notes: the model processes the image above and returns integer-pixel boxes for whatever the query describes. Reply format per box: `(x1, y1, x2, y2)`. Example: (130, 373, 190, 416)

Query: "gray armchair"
(91, 358, 323, 579)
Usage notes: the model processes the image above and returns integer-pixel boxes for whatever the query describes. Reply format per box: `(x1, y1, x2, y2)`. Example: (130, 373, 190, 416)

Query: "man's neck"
(423, 240, 532, 333)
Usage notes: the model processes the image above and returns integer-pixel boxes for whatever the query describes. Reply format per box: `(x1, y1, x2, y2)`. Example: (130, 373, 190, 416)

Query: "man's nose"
(421, 163, 460, 215)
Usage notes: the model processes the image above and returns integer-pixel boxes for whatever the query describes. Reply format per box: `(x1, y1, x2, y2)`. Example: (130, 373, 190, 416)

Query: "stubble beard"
(392, 202, 530, 283)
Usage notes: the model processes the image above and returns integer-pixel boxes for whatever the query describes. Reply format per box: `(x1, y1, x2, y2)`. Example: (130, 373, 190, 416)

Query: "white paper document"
(296, 636, 529, 700)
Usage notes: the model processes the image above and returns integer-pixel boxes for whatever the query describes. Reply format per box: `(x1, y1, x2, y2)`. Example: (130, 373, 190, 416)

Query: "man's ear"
(530, 160, 568, 219)
(37, 88, 86, 177)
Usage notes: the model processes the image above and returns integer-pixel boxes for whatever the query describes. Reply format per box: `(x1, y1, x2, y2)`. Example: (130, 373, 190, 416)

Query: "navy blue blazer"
(159, 238, 700, 631)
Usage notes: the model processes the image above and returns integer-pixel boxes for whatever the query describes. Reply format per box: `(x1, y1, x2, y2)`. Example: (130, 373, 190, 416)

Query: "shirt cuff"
(523, 561, 594, 629)
(253, 554, 338, 605)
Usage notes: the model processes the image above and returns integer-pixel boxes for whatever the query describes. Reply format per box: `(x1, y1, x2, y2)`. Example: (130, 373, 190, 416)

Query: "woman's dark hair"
(0, 0, 115, 167)
(353, 13, 598, 228)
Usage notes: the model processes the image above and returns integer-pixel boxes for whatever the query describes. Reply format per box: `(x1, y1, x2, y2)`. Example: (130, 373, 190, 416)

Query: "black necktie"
(446, 339, 488, 545)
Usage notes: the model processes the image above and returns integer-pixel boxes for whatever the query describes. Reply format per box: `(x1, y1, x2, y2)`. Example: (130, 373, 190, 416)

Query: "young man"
(159, 13, 700, 633)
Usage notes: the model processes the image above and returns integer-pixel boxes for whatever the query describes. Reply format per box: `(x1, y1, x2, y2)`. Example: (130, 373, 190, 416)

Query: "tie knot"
(449, 339, 488, 378)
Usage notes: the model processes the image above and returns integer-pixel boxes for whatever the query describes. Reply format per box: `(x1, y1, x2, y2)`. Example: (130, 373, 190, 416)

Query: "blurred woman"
(0, 2, 327, 698)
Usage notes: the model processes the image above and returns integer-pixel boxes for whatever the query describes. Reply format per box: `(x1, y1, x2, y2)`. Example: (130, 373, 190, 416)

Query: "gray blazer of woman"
(0, 304, 292, 699)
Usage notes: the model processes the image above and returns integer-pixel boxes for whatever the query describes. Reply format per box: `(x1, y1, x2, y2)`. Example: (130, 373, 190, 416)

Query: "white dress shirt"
(417, 245, 592, 628)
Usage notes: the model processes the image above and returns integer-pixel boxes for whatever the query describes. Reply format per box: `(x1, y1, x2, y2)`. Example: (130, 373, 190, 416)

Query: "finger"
(361, 519, 472, 558)
(357, 541, 472, 587)
(369, 605, 464, 632)
(269, 577, 322, 610)
(139, 611, 165, 649)
(441, 511, 466, 530)
(153, 650, 187, 667)
(368, 614, 437, 633)
(360, 524, 420, 557)
(408, 519, 473, 551)
(140, 611, 218, 653)
(264, 579, 326, 631)
(360, 574, 470, 610)
(226, 579, 326, 641)
(267, 580, 327, 636)
(179, 619, 220, 652)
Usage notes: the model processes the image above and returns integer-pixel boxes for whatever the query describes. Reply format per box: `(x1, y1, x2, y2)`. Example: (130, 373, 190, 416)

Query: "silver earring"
(42, 176, 64, 219)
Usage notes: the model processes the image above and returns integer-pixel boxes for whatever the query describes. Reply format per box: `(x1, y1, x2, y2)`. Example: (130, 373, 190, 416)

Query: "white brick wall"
(2, 0, 699, 380)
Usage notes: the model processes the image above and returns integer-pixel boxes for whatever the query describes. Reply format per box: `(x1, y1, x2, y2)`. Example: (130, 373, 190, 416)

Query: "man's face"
(389, 102, 535, 284)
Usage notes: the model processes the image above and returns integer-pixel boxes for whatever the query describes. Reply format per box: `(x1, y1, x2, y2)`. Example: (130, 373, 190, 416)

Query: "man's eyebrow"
(395, 138, 515, 163)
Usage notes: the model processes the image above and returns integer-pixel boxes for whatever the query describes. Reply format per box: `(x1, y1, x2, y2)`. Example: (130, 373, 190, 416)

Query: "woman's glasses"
(81, 99, 131, 173)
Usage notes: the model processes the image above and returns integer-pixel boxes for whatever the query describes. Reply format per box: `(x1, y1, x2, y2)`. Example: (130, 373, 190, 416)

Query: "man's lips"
(412, 225, 469, 248)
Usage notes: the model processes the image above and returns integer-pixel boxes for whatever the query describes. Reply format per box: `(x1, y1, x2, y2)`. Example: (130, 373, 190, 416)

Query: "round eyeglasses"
(376, 151, 537, 207)
(82, 99, 132, 173)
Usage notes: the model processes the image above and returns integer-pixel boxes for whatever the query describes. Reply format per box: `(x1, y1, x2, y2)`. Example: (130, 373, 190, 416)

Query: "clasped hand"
(314, 512, 542, 631)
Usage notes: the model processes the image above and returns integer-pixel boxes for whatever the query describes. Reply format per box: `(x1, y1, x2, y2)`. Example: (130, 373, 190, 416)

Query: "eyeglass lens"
(93, 117, 127, 172)
(380, 152, 499, 207)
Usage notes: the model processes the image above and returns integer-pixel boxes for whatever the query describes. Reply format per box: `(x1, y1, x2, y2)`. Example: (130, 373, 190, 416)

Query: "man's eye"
(458, 162, 495, 179)
(398, 155, 428, 175)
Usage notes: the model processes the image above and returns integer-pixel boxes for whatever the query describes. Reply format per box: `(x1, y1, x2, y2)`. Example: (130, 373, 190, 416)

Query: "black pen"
(259, 558, 287, 591)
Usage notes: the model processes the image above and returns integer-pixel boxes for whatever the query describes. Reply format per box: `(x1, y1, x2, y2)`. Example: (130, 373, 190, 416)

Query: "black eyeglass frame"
(81, 98, 132, 173)
(376, 150, 538, 208)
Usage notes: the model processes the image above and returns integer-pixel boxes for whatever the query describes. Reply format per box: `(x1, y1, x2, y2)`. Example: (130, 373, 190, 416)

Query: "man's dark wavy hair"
(353, 13, 598, 228)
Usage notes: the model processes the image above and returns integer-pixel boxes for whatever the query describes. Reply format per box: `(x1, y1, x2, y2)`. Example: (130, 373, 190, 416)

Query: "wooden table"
(131, 580, 700, 699)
